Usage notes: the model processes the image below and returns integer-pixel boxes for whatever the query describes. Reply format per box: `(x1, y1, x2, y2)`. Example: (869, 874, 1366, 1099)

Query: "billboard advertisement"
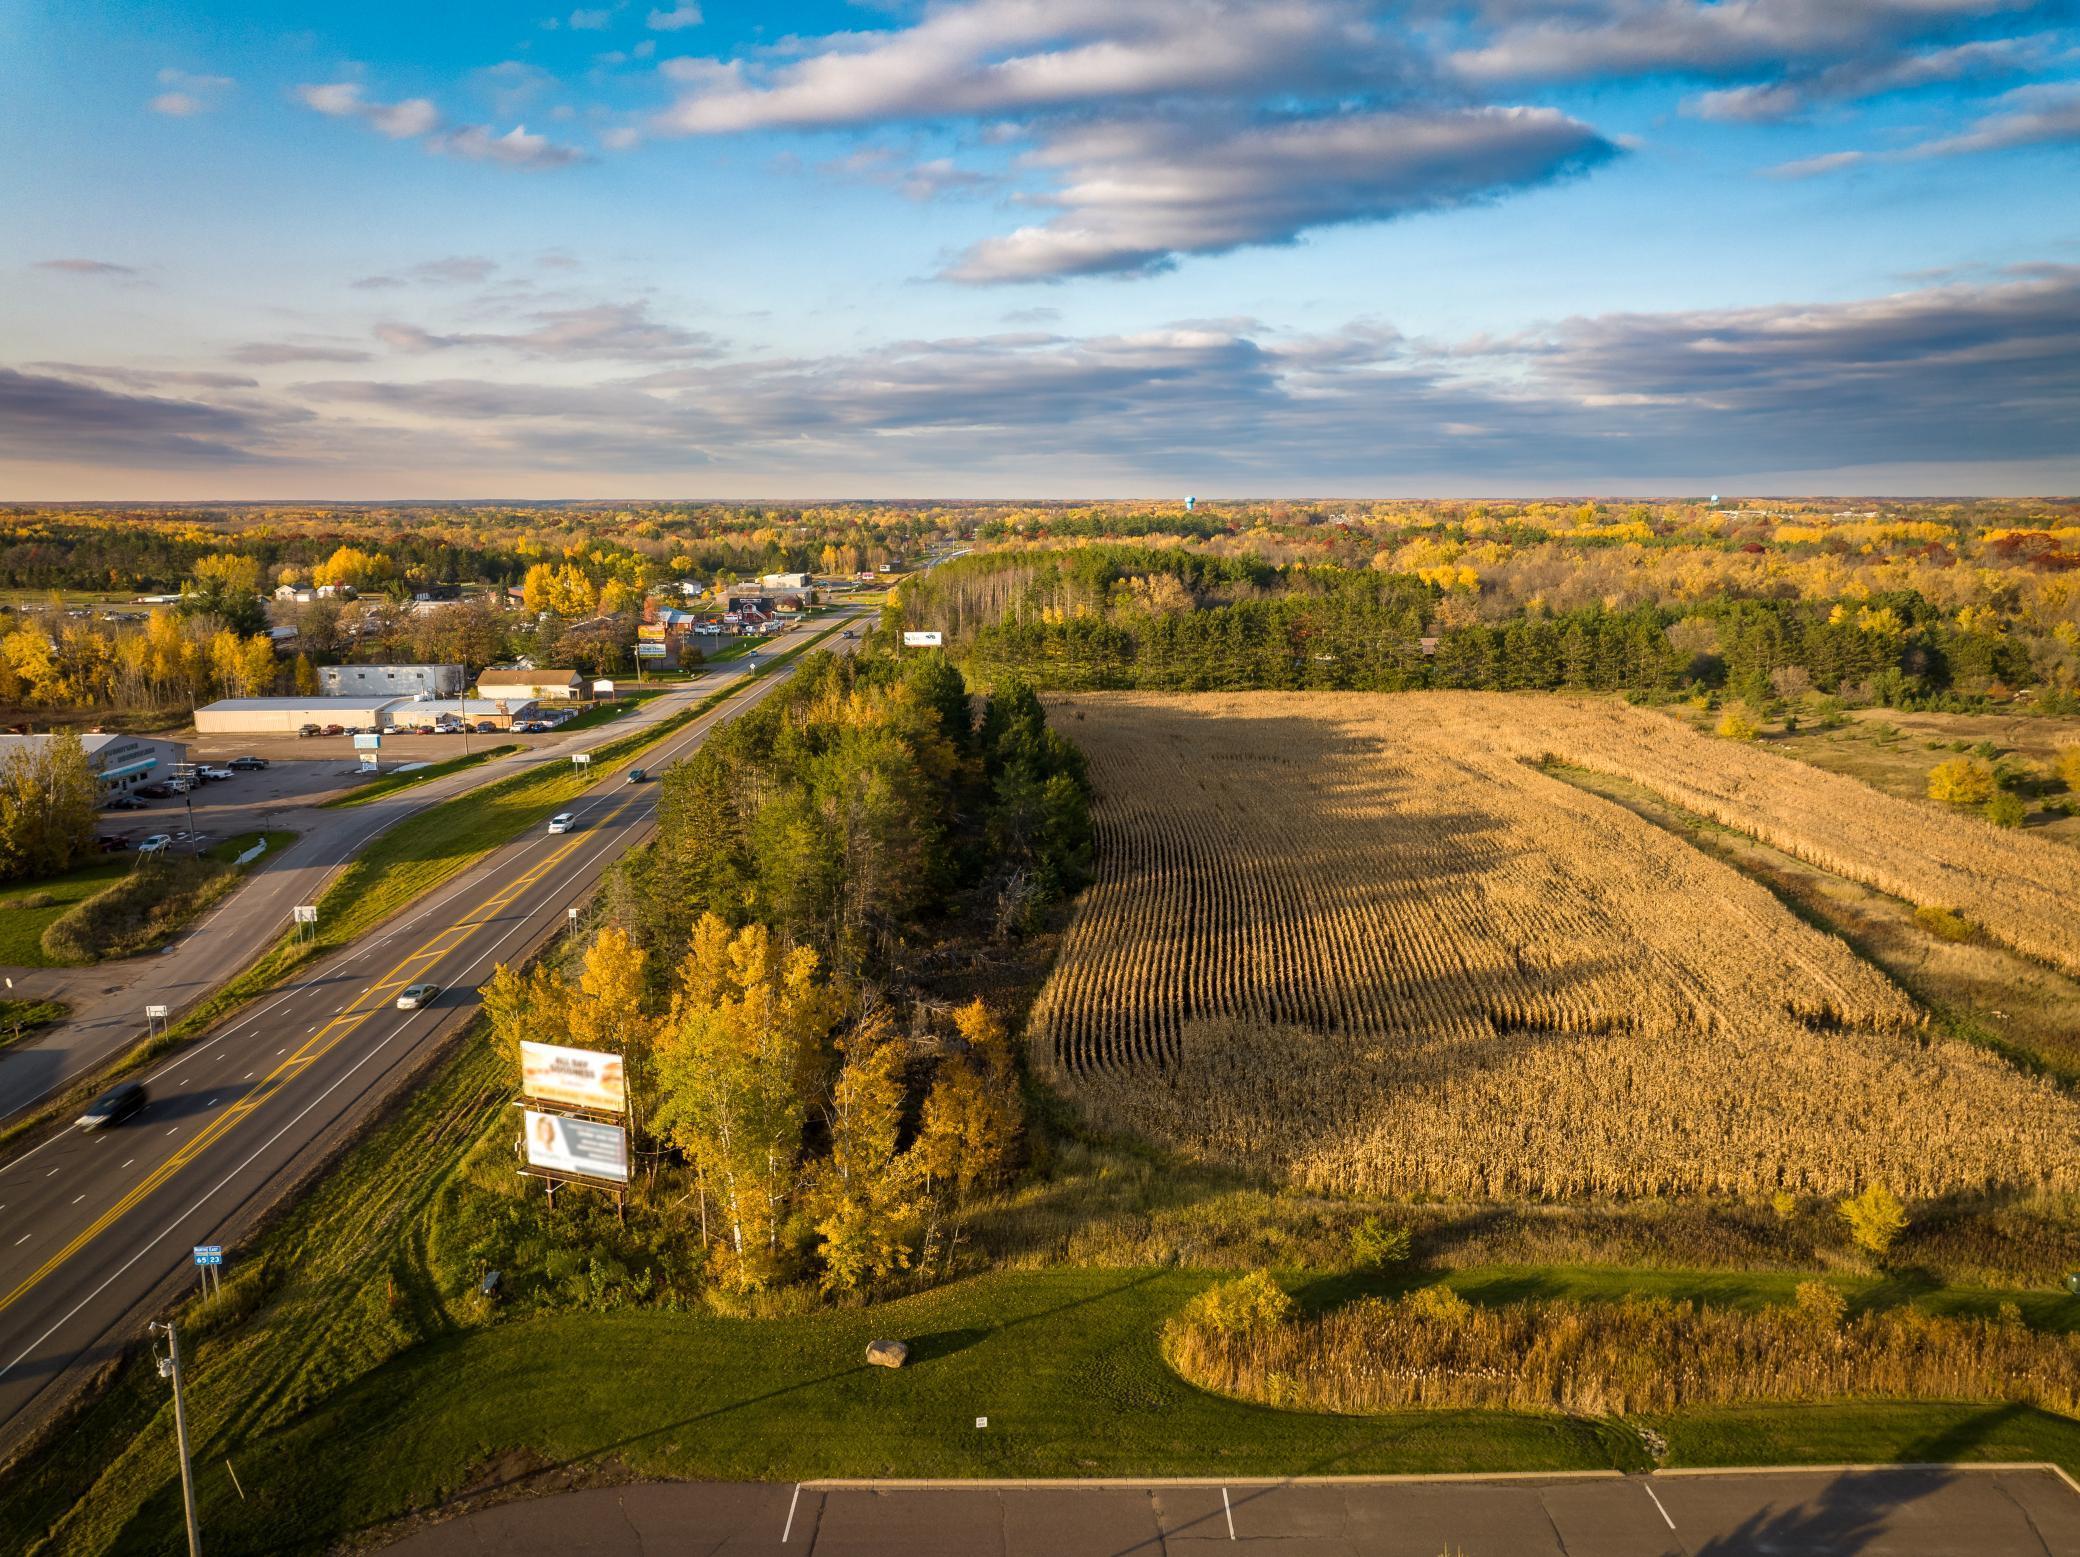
(637, 623, 667, 641)
(520, 1041, 627, 1113)
(524, 1110, 629, 1183)
(635, 642, 669, 659)
(902, 631, 944, 648)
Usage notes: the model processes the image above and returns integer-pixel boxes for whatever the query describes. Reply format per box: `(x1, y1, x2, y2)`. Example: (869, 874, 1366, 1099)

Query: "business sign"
(902, 631, 943, 648)
(353, 733, 382, 751)
(524, 1110, 629, 1184)
(637, 623, 667, 641)
(635, 642, 669, 659)
(192, 1245, 222, 1267)
(520, 1041, 626, 1114)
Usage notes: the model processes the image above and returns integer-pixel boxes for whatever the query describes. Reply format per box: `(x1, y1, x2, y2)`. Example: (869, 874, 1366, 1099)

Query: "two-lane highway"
(0, 616, 860, 1459)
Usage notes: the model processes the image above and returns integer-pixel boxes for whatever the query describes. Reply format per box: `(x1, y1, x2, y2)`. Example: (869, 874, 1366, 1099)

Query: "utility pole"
(150, 1320, 204, 1557)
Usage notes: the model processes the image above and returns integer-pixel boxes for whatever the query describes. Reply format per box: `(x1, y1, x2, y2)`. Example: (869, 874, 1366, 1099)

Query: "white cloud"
(655, 0, 1409, 134)
(569, 8, 612, 29)
(295, 81, 440, 140)
(34, 258, 141, 278)
(428, 123, 589, 169)
(150, 68, 233, 117)
(946, 107, 1618, 281)
(647, 4, 701, 30)
(1911, 79, 2080, 155)
(373, 300, 720, 359)
(1765, 149, 1869, 178)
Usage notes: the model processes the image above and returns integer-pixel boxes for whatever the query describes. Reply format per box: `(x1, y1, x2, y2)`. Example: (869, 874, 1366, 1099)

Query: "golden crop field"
(1031, 692, 2080, 1200)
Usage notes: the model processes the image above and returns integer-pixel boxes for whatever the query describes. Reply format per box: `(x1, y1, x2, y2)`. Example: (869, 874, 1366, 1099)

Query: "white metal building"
(193, 696, 404, 734)
(0, 732, 190, 793)
(388, 698, 541, 731)
(319, 663, 465, 698)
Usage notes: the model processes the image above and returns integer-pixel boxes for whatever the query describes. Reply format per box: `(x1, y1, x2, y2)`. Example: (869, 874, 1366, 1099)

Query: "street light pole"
(150, 1320, 204, 1557)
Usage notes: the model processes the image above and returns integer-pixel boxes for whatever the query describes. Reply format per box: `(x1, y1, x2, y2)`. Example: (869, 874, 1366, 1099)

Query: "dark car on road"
(76, 1081, 148, 1130)
(135, 782, 174, 799)
(228, 755, 268, 771)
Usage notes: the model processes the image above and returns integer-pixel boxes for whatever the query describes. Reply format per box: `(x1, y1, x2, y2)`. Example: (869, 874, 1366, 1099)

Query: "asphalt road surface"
(378, 1468, 2080, 1556)
(0, 617, 859, 1458)
(0, 653, 777, 1122)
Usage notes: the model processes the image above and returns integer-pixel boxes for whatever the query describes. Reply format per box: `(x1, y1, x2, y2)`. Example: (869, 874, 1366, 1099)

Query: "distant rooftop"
(196, 696, 402, 711)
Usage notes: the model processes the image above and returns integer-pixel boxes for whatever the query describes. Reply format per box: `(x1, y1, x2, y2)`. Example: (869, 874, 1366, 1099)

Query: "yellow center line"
(0, 645, 795, 1317)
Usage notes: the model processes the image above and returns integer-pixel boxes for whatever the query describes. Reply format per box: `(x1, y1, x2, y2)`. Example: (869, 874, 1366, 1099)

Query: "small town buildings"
(476, 668, 585, 702)
(319, 663, 466, 698)
(194, 695, 403, 733)
(0, 732, 191, 794)
(389, 698, 539, 731)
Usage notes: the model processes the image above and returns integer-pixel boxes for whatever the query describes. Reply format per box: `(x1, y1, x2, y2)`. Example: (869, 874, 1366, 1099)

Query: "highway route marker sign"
(192, 1246, 222, 1267)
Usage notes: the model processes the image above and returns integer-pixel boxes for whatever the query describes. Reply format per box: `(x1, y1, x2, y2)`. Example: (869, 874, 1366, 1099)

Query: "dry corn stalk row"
(1031, 692, 2080, 1199)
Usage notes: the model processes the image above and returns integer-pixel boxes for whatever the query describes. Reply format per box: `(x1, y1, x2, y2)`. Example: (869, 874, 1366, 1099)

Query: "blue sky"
(2, 0, 2077, 497)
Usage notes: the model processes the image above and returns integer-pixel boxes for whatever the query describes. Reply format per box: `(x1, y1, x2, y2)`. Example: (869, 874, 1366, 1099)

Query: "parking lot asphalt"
(376, 1467, 2080, 1556)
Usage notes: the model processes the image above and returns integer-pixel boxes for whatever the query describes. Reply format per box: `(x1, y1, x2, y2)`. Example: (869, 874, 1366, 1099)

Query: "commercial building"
(388, 698, 540, 731)
(193, 695, 403, 734)
(0, 732, 190, 794)
(319, 663, 465, 698)
(477, 668, 585, 701)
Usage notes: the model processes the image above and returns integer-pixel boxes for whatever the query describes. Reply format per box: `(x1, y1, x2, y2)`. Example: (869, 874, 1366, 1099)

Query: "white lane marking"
(12, 1233, 29, 1246)
(1643, 1484, 1676, 1530)
(1222, 1486, 1236, 1540)
(120, 1160, 133, 1169)
(205, 1098, 218, 1108)
(165, 1128, 178, 1136)
(71, 1195, 84, 1204)
(782, 1483, 801, 1543)
(44, 1168, 58, 1178)
(242, 1073, 252, 1081)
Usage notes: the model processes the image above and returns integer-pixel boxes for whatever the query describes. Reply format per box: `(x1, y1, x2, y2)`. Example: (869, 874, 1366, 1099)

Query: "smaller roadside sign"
(192, 1246, 222, 1267)
(902, 631, 943, 648)
(145, 1004, 169, 1020)
(292, 906, 318, 924)
(572, 752, 592, 767)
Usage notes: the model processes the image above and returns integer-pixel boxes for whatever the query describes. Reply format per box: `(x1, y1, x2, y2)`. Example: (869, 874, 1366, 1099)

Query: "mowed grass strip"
(320, 745, 519, 809)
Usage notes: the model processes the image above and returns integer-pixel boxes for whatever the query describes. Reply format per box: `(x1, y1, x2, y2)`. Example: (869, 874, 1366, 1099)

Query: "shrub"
(1983, 792, 2027, 829)
(1715, 704, 1762, 741)
(2057, 745, 2080, 793)
(1176, 1270, 1293, 1339)
(39, 856, 235, 964)
(1913, 905, 1978, 943)
(1927, 756, 1997, 805)
(1839, 1184, 1907, 1257)
(1769, 1191, 1798, 1222)
(1349, 1216, 1412, 1270)
(1793, 1280, 1847, 1328)
(1404, 1282, 1471, 1324)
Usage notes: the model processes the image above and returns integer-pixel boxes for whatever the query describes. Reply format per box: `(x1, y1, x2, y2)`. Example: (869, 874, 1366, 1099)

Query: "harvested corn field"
(1031, 692, 2080, 1200)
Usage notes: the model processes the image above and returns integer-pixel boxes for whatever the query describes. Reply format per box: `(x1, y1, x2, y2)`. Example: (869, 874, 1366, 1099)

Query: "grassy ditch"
(320, 745, 519, 809)
(10, 1015, 2080, 1556)
(0, 858, 133, 967)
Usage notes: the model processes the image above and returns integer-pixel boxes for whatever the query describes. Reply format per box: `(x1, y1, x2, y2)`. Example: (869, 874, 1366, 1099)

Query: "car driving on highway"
(395, 983, 441, 1011)
(547, 812, 579, 834)
(76, 1081, 148, 1130)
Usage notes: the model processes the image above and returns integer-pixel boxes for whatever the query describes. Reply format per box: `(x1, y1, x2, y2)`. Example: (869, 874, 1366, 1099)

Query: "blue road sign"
(193, 1245, 222, 1267)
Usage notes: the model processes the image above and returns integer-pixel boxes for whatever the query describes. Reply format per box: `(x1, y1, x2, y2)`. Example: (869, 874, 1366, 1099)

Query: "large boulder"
(865, 1338, 909, 1369)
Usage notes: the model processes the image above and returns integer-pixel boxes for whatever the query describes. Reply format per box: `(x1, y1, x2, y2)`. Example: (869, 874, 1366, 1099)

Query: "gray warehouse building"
(193, 696, 403, 734)
(318, 663, 465, 698)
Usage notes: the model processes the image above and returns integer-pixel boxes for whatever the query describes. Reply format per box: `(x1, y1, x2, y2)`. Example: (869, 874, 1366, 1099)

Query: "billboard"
(635, 642, 669, 659)
(901, 631, 943, 648)
(637, 623, 667, 641)
(524, 1109, 629, 1183)
(520, 1041, 627, 1113)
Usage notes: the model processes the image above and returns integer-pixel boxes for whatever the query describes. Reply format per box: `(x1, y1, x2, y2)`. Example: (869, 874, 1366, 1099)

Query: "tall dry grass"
(1166, 1283, 2080, 1419)
(1031, 693, 2080, 1199)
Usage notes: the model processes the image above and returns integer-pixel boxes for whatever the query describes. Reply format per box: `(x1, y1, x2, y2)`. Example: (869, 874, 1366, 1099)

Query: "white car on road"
(395, 983, 440, 1011)
(547, 813, 577, 834)
(135, 834, 174, 855)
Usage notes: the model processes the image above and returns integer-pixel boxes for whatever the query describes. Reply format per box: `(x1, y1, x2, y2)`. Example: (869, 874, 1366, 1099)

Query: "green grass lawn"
(0, 857, 135, 967)
(320, 745, 519, 809)
(0, 999, 71, 1051)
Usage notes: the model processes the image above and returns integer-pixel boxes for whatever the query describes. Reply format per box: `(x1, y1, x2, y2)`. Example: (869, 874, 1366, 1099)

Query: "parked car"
(321, 723, 344, 737)
(298, 723, 322, 737)
(164, 777, 194, 794)
(475, 721, 499, 734)
(76, 1081, 148, 1131)
(198, 766, 236, 782)
(394, 983, 441, 1011)
(95, 834, 131, 852)
(135, 834, 174, 854)
(547, 812, 577, 834)
(135, 783, 174, 799)
(227, 754, 269, 771)
(102, 793, 146, 811)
